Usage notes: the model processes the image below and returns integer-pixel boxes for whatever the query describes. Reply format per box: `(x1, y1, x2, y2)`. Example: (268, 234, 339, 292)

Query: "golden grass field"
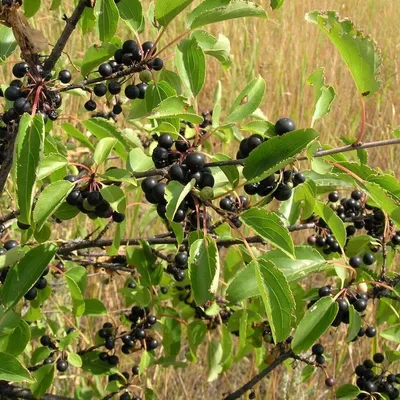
(1, 0, 400, 399)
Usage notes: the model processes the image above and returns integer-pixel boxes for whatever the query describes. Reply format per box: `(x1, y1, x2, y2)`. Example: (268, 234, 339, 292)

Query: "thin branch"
(43, 0, 88, 72)
(57, 222, 317, 254)
(129, 138, 400, 178)
(0, 381, 72, 400)
(222, 351, 293, 400)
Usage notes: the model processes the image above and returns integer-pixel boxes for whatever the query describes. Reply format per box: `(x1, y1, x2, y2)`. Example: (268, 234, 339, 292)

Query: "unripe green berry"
(139, 70, 152, 83)
(200, 187, 214, 200)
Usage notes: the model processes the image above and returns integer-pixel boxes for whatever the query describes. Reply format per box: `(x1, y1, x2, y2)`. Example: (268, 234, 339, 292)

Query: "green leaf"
(1, 244, 57, 309)
(161, 308, 181, 357)
(165, 179, 195, 221)
(306, 11, 381, 96)
(146, 81, 177, 113)
(188, 0, 267, 29)
(37, 154, 68, 180)
(148, 96, 203, 124)
(2, 320, 30, 356)
(292, 297, 339, 354)
(187, 320, 207, 362)
(253, 259, 295, 343)
(226, 262, 258, 303)
(67, 352, 83, 368)
(314, 200, 346, 248)
(94, 0, 120, 42)
(33, 180, 74, 231)
(189, 236, 220, 304)
(175, 38, 206, 96)
(0, 352, 34, 383)
(83, 118, 129, 160)
(336, 384, 361, 400)
(270, 0, 284, 10)
(80, 40, 120, 77)
(380, 324, 400, 343)
(243, 129, 319, 182)
(0, 307, 21, 337)
(307, 68, 336, 125)
(191, 30, 231, 68)
(94, 137, 118, 165)
(212, 153, 239, 187)
(241, 209, 295, 258)
(346, 305, 361, 342)
(81, 351, 117, 375)
(0, 247, 25, 270)
(207, 340, 223, 382)
(127, 148, 154, 173)
(294, 180, 316, 219)
(155, 0, 194, 26)
(83, 299, 107, 316)
(59, 331, 80, 352)
(0, 26, 17, 61)
(14, 114, 45, 225)
(24, 0, 40, 17)
(31, 347, 51, 365)
(65, 266, 87, 317)
(117, 0, 144, 32)
(262, 246, 329, 282)
(226, 76, 265, 123)
(31, 365, 55, 398)
(61, 123, 95, 151)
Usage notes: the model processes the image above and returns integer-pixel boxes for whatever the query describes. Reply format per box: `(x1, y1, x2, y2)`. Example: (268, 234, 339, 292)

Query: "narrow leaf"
(188, 0, 267, 29)
(1, 244, 57, 309)
(306, 11, 381, 96)
(14, 114, 45, 225)
(292, 297, 339, 354)
(155, 0, 194, 26)
(189, 236, 220, 304)
(226, 75, 265, 123)
(0, 352, 34, 383)
(94, 137, 118, 165)
(165, 179, 195, 221)
(33, 180, 74, 231)
(243, 129, 319, 182)
(241, 209, 295, 258)
(94, 0, 119, 42)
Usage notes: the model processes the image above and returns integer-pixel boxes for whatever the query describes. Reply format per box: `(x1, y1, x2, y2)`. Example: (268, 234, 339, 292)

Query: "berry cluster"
(307, 230, 342, 255)
(142, 149, 211, 224)
(236, 117, 296, 160)
(309, 285, 378, 339)
(311, 343, 327, 366)
(85, 39, 164, 112)
(244, 168, 305, 201)
(40, 329, 76, 372)
(98, 308, 158, 366)
(64, 175, 125, 223)
(355, 353, 400, 399)
(166, 251, 188, 282)
(219, 194, 249, 228)
(1, 62, 63, 124)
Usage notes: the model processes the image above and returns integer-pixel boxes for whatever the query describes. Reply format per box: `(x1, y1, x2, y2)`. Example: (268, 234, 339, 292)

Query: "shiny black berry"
(12, 62, 29, 78)
(58, 70, 72, 84)
(363, 253, 375, 265)
(136, 83, 148, 99)
(149, 57, 164, 71)
(125, 84, 140, 100)
(142, 41, 156, 56)
(94, 83, 107, 97)
(108, 81, 121, 95)
(273, 183, 292, 201)
(365, 327, 376, 338)
(112, 211, 125, 223)
(4, 86, 20, 101)
(98, 63, 113, 77)
(275, 118, 296, 136)
(56, 360, 69, 372)
(185, 152, 206, 172)
(84, 100, 97, 111)
(141, 177, 157, 194)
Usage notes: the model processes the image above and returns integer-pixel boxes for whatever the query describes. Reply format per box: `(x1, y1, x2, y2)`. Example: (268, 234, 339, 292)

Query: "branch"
(57, 223, 317, 254)
(128, 137, 400, 178)
(0, 381, 72, 400)
(43, 0, 88, 72)
(222, 351, 293, 400)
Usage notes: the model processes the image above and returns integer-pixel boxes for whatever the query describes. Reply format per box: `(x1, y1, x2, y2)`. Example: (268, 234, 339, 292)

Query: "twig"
(0, 123, 18, 196)
(0, 381, 72, 400)
(222, 351, 293, 400)
(43, 0, 88, 72)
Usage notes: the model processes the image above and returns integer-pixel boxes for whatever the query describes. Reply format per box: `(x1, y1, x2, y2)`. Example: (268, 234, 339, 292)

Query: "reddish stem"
(354, 96, 366, 145)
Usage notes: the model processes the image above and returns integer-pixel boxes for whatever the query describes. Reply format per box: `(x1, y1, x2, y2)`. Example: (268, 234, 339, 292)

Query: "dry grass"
(1, 0, 400, 399)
